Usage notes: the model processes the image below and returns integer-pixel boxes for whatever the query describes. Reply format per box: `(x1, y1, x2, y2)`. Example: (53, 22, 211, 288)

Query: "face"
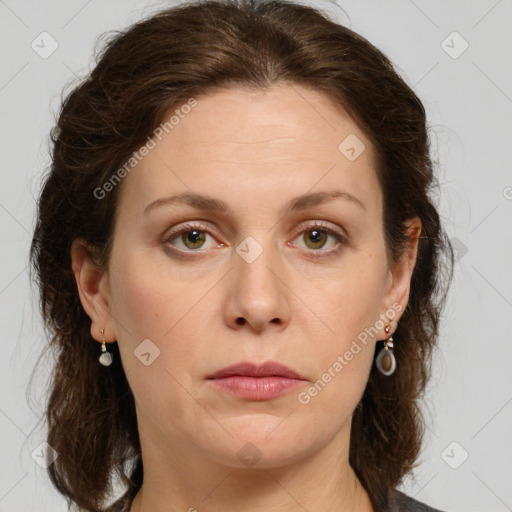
(73, 84, 419, 471)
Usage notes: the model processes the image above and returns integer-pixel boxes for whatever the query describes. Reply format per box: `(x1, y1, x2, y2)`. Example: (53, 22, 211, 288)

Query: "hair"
(30, 0, 453, 510)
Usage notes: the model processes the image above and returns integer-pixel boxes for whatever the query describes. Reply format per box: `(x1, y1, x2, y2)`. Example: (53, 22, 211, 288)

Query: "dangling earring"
(99, 328, 113, 367)
(376, 324, 396, 376)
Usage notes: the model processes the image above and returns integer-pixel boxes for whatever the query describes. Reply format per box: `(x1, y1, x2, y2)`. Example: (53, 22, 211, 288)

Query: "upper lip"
(207, 361, 305, 380)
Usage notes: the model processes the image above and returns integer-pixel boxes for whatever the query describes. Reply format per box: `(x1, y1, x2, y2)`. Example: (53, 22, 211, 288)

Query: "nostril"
(236, 318, 246, 325)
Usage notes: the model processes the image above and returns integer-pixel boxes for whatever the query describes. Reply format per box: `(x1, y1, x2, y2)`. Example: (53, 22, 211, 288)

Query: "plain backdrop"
(0, 1, 511, 511)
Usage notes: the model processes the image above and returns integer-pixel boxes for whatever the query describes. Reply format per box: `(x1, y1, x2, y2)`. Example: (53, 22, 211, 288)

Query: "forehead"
(117, 84, 381, 218)
(168, 84, 372, 162)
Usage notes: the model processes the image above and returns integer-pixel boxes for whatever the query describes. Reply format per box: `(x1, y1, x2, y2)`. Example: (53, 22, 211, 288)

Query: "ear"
(381, 217, 422, 327)
(71, 238, 116, 343)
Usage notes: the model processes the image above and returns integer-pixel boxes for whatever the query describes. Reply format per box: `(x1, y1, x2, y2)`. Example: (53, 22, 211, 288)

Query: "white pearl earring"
(99, 328, 113, 366)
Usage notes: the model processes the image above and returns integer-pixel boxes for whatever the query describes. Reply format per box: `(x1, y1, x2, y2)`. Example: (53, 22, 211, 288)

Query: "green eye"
(181, 229, 206, 250)
(303, 229, 328, 250)
(165, 222, 216, 252)
(165, 220, 346, 259)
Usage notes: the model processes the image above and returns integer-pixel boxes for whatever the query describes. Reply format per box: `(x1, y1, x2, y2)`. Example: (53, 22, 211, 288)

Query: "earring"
(375, 324, 396, 376)
(99, 328, 113, 367)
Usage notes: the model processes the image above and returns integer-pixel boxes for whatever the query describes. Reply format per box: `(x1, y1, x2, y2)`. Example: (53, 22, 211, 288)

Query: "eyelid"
(163, 219, 348, 256)
(288, 220, 348, 258)
(163, 221, 222, 248)
(290, 219, 348, 242)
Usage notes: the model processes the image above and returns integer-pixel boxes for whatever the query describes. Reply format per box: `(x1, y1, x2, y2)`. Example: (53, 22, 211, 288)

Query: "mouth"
(206, 360, 305, 380)
(206, 361, 307, 401)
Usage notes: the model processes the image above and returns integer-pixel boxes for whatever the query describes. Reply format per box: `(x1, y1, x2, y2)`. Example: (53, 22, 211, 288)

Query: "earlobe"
(71, 238, 115, 342)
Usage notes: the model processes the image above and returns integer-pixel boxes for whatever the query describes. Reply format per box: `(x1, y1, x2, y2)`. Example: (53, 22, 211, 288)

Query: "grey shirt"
(383, 488, 445, 512)
(107, 487, 445, 511)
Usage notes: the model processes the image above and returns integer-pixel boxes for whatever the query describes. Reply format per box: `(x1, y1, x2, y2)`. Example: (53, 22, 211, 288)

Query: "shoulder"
(380, 488, 446, 512)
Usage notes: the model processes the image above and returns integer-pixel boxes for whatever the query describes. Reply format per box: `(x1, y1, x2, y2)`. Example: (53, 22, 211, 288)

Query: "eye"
(165, 222, 221, 252)
(291, 221, 347, 257)
(163, 220, 347, 258)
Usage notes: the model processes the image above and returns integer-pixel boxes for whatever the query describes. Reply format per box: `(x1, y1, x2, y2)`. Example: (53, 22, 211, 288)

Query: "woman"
(30, 0, 453, 511)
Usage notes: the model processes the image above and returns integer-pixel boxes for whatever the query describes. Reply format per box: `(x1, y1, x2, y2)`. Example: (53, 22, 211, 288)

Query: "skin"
(72, 84, 421, 512)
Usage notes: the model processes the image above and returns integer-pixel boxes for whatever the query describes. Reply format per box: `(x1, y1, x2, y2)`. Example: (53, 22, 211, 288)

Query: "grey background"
(0, 0, 511, 510)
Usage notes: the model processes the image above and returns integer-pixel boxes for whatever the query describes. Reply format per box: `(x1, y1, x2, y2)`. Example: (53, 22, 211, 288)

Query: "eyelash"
(163, 221, 347, 259)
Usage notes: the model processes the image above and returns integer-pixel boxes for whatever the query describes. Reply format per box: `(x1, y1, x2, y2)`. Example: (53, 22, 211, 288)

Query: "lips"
(206, 361, 305, 380)
(206, 361, 306, 401)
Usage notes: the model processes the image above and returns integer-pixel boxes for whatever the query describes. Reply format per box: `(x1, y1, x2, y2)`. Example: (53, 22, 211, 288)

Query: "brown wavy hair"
(30, 0, 453, 510)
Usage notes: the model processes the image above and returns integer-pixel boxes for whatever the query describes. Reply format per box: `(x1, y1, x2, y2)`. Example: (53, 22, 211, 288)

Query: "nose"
(223, 238, 291, 333)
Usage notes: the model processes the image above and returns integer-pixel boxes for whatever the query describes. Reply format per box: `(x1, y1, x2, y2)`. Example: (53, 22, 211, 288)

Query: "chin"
(211, 415, 317, 468)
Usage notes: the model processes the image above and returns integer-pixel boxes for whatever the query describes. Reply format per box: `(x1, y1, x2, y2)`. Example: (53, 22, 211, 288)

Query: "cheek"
(108, 248, 199, 340)
(107, 253, 203, 423)
(107, 249, 219, 379)
(296, 247, 388, 400)
(109, 268, 166, 340)
(308, 250, 388, 337)
(296, 265, 384, 420)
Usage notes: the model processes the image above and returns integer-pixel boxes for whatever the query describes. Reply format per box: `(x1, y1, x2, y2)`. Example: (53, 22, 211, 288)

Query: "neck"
(129, 420, 374, 512)
(131, 469, 372, 512)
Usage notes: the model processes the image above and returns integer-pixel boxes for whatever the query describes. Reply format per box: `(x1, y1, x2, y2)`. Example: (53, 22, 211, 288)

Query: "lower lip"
(208, 376, 304, 400)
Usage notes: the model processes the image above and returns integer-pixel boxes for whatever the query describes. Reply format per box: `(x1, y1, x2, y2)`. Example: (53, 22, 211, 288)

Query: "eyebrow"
(143, 189, 365, 215)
